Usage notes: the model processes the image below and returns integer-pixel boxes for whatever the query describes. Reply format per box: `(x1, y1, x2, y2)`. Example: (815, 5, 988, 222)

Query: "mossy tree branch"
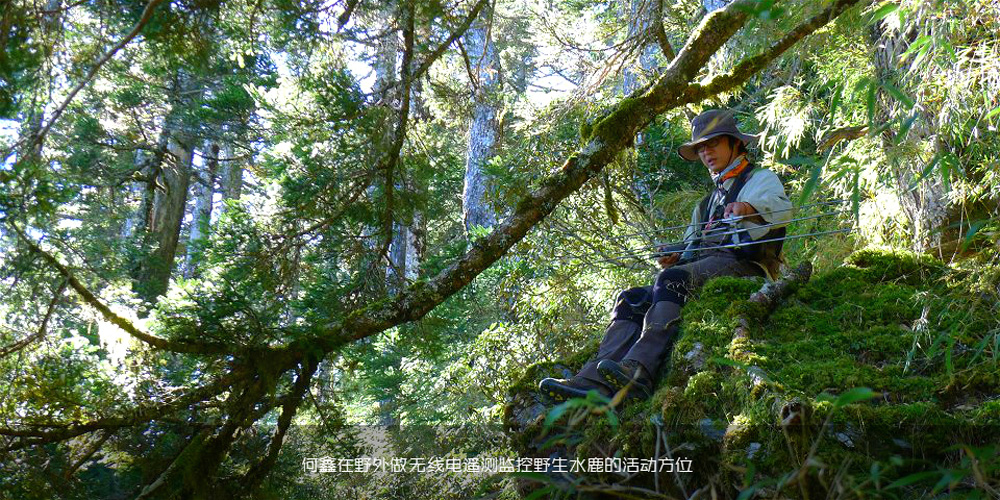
(652, 0, 676, 62)
(236, 358, 319, 494)
(0, 370, 237, 452)
(300, 0, 864, 356)
(680, 0, 872, 104)
(9, 223, 230, 356)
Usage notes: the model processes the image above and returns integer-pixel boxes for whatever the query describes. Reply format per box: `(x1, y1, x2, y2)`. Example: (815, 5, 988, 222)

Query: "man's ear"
(728, 136, 744, 153)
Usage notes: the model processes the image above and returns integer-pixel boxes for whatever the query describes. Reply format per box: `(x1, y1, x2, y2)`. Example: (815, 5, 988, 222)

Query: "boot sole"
(538, 379, 607, 403)
(597, 361, 652, 400)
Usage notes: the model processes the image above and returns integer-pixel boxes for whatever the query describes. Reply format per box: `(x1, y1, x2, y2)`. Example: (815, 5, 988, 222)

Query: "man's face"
(696, 135, 737, 174)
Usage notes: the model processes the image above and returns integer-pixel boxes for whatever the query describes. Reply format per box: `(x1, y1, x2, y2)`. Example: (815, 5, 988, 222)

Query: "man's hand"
(724, 202, 765, 224)
(657, 253, 680, 269)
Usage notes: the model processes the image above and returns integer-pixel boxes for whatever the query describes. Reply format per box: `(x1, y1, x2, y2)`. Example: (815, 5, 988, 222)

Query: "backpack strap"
(723, 164, 756, 207)
(702, 164, 757, 223)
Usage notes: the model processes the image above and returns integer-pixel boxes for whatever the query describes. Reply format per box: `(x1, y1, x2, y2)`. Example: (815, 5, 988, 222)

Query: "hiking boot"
(597, 359, 653, 401)
(538, 377, 611, 403)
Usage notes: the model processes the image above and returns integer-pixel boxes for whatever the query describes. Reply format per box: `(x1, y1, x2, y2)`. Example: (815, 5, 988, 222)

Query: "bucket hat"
(678, 109, 758, 161)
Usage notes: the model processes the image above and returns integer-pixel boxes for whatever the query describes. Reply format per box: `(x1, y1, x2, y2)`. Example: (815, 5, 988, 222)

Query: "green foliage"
(3, 0, 1000, 497)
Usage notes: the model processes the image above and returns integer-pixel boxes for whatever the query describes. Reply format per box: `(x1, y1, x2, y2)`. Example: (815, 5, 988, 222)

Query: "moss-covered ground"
(504, 248, 1000, 498)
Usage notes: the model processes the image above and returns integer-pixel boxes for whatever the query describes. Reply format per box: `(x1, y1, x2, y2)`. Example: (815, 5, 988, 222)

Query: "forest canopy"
(1, 0, 999, 498)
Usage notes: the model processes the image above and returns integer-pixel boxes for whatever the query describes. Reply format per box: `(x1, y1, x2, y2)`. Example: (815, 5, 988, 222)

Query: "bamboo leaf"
(836, 387, 876, 407)
(966, 321, 994, 365)
(886, 471, 940, 490)
(961, 220, 988, 251)
(901, 35, 932, 60)
(851, 167, 860, 220)
(986, 105, 1000, 121)
(543, 400, 577, 429)
(853, 76, 870, 91)
(882, 81, 914, 109)
(868, 2, 899, 24)
(828, 156, 854, 182)
(933, 469, 965, 493)
(865, 80, 877, 127)
(829, 82, 844, 120)
(894, 113, 918, 145)
(585, 389, 610, 405)
(799, 161, 823, 204)
(939, 153, 953, 192)
(907, 153, 942, 191)
(947, 152, 964, 178)
(910, 41, 932, 71)
(939, 39, 958, 63)
(945, 335, 955, 383)
(524, 486, 555, 500)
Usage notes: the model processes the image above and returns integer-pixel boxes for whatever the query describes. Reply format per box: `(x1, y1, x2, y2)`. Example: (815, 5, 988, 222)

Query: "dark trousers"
(577, 250, 763, 386)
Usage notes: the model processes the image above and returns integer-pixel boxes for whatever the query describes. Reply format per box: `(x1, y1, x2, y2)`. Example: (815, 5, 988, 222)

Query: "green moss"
(845, 246, 946, 284)
(579, 120, 593, 142)
(505, 248, 1000, 496)
(685, 371, 721, 399)
(726, 299, 769, 326)
(727, 336, 766, 365)
(582, 97, 642, 144)
(697, 276, 765, 308)
(971, 400, 1000, 425)
(506, 339, 600, 397)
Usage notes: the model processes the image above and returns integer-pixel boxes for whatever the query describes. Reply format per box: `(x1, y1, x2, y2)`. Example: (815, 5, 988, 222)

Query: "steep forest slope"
(505, 249, 1000, 499)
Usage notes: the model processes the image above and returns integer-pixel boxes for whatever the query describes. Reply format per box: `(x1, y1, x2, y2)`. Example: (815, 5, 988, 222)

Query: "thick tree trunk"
(387, 220, 421, 291)
(184, 143, 219, 277)
(136, 134, 193, 301)
(461, 12, 502, 233)
(220, 144, 242, 204)
(134, 132, 171, 239)
(131, 69, 205, 303)
(19, 0, 62, 162)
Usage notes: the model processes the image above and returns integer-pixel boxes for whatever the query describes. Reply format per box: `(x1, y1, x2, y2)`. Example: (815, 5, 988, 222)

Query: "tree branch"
(652, 0, 676, 62)
(0, 371, 236, 452)
(377, 0, 416, 268)
(818, 124, 869, 150)
(0, 280, 66, 358)
(135, 361, 282, 498)
(679, 0, 871, 104)
(8, 223, 229, 356)
(337, 0, 362, 30)
(22, 0, 166, 155)
(237, 358, 318, 494)
(291, 0, 768, 355)
(374, 0, 489, 99)
(410, 0, 489, 83)
(63, 429, 113, 479)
